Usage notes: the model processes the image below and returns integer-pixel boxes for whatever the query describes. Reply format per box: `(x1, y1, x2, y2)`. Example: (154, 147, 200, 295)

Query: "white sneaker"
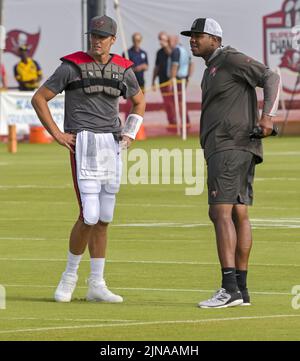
(86, 278, 123, 303)
(54, 272, 78, 302)
(198, 288, 243, 309)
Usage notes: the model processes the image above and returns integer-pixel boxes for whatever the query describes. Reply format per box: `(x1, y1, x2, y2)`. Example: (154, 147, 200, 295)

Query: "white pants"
(70, 132, 122, 225)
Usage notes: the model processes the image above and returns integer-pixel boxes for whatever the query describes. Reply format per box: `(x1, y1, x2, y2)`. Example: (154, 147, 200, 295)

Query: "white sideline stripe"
(2, 201, 74, 205)
(0, 185, 72, 190)
(0, 318, 137, 323)
(255, 177, 299, 181)
(0, 184, 299, 192)
(115, 288, 291, 296)
(1, 201, 201, 208)
(1, 237, 300, 244)
(1, 219, 300, 229)
(113, 223, 211, 228)
(264, 151, 300, 156)
(120, 203, 201, 208)
(1, 284, 293, 296)
(0, 218, 73, 222)
(3, 222, 299, 229)
(1, 201, 299, 211)
(0, 314, 299, 335)
(256, 190, 298, 194)
(0, 237, 48, 241)
(252, 218, 300, 222)
(1, 237, 300, 246)
(0, 257, 299, 268)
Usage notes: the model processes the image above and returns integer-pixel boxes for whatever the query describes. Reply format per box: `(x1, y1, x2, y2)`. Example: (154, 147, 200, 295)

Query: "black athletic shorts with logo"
(207, 150, 256, 205)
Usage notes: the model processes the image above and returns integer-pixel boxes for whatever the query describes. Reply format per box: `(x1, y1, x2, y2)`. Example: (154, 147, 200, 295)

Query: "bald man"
(125, 32, 148, 91)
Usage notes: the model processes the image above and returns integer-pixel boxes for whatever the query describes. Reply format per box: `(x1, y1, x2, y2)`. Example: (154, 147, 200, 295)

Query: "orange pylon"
(136, 123, 147, 140)
(8, 125, 17, 153)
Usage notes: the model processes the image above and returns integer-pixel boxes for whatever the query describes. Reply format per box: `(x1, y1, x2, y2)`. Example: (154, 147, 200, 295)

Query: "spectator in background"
(0, 63, 7, 89)
(168, 35, 193, 127)
(152, 31, 176, 128)
(123, 32, 148, 119)
(125, 33, 148, 92)
(14, 45, 42, 91)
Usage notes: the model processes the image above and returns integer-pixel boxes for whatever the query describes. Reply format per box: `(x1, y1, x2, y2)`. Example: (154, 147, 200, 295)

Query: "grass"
(0, 136, 299, 340)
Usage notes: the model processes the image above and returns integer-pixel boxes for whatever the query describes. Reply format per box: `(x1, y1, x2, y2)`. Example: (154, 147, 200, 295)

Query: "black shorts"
(207, 150, 256, 205)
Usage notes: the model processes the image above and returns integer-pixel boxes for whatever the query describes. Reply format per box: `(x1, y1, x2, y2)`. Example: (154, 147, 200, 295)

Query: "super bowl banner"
(264, 0, 300, 94)
(0, 91, 64, 135)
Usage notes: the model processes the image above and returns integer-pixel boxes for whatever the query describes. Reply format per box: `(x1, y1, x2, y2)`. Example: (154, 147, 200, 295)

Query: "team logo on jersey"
(263, 0, 300, 94)
(209, 66, 218, 77)
(211, 190, 218, 198)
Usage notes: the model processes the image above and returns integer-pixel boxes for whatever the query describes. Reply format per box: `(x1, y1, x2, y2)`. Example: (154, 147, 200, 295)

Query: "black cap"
(181, 18, 223, 37)
(86, 15, 117, 37)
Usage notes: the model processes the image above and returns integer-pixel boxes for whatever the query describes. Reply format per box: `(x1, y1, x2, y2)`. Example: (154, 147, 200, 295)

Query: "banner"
(263, 0, 300, 95)
(0, 91, 65, 135)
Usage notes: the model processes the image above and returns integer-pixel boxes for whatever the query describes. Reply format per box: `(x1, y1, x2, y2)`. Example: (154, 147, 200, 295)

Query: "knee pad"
(78, 179, 101, 194)
(81, 193, 100, 225)
(99, 188, 116, 223)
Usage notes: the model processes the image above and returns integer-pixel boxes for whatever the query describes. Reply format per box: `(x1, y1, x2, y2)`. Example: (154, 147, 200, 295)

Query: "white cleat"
(54, 272, 78, 303)
(86, 278, 123, 303)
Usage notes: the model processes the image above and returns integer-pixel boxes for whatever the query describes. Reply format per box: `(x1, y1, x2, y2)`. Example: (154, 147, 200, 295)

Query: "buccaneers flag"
(5, 29, 40, 57)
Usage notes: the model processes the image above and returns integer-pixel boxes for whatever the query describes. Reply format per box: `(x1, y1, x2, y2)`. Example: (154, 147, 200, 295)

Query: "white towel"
(76, 131, 119, 181)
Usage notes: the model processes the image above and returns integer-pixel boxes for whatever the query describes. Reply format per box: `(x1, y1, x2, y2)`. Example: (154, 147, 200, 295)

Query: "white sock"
(65, 251, 82, 275)
(90, 258, 105, 282)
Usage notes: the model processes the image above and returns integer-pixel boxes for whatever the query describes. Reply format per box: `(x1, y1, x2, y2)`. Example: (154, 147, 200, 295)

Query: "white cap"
(181, 18, 223, 38)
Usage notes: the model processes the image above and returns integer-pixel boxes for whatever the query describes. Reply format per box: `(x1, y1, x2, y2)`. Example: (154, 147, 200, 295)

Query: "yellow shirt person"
(14, 45, 42, 91)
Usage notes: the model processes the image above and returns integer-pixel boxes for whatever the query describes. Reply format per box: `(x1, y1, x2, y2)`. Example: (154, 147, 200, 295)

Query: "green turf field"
(0, 136, 299, 341)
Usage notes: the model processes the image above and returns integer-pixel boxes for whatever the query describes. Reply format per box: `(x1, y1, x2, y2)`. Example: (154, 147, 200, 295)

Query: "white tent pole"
(181, 78, 187, 140)
(0, 0, 4, 81)
(275, 67, 286, 114)
(172, 77, 181, 136)
(82, 0, 88, 51)
(114, 0, 128, 59)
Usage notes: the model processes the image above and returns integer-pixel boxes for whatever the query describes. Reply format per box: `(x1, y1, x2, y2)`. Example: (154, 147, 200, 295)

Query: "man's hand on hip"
(258, 114, 274, 137)
(121, 135, 133, 149)
(55, 131, 76, 153)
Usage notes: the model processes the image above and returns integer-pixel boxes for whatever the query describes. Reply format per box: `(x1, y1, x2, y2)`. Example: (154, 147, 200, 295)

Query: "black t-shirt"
(155, 48, 169, 84)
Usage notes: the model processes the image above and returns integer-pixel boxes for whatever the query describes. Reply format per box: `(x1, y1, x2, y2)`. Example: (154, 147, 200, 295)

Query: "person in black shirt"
(125, 32, 148, 91)
(181, 18, 280, 309)
(152, 31, 176, 126)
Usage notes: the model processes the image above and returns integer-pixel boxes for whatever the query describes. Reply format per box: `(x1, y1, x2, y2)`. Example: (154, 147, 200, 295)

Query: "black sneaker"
(198, 288, 243, 308)
(240, 288, 251, 306)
